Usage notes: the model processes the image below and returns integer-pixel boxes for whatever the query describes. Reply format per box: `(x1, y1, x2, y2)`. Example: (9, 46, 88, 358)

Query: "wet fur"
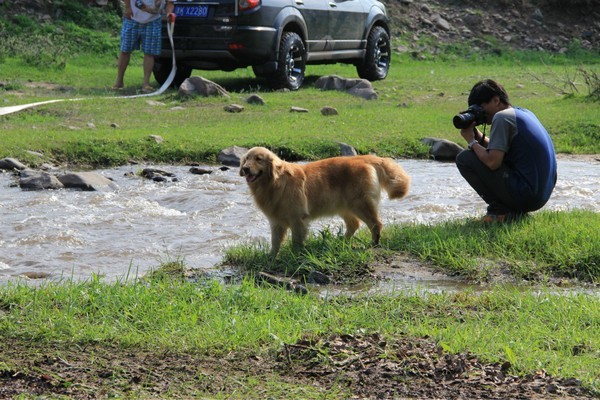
(240, 147, 411, 257)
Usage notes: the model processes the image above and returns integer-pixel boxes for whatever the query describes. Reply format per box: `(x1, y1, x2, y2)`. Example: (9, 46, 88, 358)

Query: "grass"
(1, 5, 599, 397)
(1, 53, 599, 167)
(0, 275, 599, 394)
(224, 210, 600, 284)
(384, 210, 600, 282)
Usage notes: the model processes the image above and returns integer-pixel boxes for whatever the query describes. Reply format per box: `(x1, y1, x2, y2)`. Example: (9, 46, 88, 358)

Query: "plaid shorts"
(120, 18, 162, 55)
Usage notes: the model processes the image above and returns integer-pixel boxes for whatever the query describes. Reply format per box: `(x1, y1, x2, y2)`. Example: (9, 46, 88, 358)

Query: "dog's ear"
(239, 153, 247, 176)
(269, 156, 285, 180)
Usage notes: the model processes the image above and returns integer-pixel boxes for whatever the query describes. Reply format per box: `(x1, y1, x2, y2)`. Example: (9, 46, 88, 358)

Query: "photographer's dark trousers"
(455, 149, 521, 215)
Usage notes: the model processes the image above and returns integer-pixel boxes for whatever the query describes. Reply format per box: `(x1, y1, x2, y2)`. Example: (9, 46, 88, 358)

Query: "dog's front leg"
(269, 223, 287, 257)
(290, 220, 309, 252)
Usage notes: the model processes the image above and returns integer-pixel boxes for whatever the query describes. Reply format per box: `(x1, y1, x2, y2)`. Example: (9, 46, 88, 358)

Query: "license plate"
(174, 5, 209, 17)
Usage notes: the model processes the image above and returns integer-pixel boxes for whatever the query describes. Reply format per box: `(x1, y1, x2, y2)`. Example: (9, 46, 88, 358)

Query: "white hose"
(0, 21, 177, 117)
(126, 20, 177, 98)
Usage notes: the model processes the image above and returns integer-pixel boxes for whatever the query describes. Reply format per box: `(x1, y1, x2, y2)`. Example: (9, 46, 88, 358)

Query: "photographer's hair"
(468, 79, 511, 107)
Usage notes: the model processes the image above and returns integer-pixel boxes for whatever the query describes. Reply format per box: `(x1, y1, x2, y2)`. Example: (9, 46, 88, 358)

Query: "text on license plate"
(174, 5, 209, 17)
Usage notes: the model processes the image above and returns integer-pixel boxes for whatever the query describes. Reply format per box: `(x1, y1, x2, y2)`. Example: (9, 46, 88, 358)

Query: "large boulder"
(19, 170, 64, 190)
(420, 137, 464, 161)
(178, 76, 230, 98)
(218, 146, 249, 167)
(56, 172, 118, 191)
(315, 75, 378, 100)
(338, 142, 357, 156)
(0, 158, 27, 171)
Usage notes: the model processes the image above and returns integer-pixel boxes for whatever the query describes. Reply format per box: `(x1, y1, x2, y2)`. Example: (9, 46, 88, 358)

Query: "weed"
(578, 66, 600, 100)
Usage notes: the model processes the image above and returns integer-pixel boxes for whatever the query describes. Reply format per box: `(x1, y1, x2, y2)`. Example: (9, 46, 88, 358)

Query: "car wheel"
(153, 59, 193, 88)
(356, 26, 390, 81)
(269, 32, 306, 90)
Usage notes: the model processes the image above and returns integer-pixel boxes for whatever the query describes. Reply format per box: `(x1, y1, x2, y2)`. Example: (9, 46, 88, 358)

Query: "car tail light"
(228, 43, 245, 50)
(239, 0, 260, 11)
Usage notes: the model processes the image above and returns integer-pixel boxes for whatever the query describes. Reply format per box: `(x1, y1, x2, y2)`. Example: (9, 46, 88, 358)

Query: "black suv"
(153, 0, 391, 90)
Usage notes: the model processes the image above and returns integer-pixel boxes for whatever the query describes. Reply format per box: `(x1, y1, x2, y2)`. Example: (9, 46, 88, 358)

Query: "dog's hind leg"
(341, 213, 361, 239)
(270, 223, 288, 257)
(368, 221, 383, 245)
(352, 205, 383, 245)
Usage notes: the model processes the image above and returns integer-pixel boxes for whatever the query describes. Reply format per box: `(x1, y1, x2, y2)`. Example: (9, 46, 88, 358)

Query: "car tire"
(356, 26, 390, 81)
(153, 59, 193, 88)
(269, 32, 306, 90)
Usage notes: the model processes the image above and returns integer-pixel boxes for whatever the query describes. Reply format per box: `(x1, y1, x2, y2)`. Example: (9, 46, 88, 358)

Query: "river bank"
(1, 157, 598, 286)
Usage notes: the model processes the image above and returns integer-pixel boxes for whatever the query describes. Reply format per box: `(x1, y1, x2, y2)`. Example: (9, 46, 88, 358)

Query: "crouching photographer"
(454, 79, 557, 222)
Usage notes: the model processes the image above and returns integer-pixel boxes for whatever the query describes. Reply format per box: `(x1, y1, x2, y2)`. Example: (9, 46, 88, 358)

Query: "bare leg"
(114, 51, 131, 88)
(142, 54, 155, 89)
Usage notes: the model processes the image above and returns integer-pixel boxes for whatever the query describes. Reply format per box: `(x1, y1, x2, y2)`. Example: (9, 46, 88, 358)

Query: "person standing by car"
(113, 0, 175, 93)
(455, 79, 557, 222)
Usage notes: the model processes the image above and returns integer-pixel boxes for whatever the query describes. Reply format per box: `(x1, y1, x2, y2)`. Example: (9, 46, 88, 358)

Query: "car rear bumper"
(160, 25, 278, 69)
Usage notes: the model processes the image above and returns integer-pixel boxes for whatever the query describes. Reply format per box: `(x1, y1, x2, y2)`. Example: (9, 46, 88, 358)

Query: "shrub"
(52, 0, 121, 31)
(578, 67, 600, 100)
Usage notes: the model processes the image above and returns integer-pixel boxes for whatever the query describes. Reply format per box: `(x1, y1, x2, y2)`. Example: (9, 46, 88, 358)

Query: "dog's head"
(239, 147, 283, 184)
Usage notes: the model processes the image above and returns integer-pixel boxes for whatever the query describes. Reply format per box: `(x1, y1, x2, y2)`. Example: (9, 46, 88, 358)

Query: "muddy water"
(0, 158, 598, 287)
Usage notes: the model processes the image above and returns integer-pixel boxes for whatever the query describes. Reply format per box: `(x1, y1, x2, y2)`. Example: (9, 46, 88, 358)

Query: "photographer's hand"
(460, 123, 477, 143)
(460, 123, 502, 169)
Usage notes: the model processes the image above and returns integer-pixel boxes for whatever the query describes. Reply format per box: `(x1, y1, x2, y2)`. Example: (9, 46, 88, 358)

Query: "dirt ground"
(0, 333, 595, 399)
(3, 253, 597, 398)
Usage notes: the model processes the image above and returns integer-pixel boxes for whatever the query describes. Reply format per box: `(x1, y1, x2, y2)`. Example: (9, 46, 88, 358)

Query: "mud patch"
(0, 335, 594, 399)
(278, 333, 594, 399)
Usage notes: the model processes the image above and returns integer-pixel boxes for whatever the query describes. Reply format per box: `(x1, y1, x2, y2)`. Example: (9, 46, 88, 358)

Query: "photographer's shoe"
(481, 212, 526, 223)
(482, 214, 509, 223)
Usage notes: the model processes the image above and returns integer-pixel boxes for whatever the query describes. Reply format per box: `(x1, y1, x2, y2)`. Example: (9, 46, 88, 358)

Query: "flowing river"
(0, 157, 598, 288)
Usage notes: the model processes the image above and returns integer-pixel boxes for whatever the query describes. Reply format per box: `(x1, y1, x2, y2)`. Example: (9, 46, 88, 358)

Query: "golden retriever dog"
(240, 147, 411, 256)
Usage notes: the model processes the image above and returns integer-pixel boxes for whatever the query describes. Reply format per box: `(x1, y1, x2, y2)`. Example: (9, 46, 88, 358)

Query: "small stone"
(290, 106, 308, 113)
(189, 167, 212, 175)
(224, 104, 244, 113)
(246, 94, 265, 105)
(320, 106, 338, 116)
(149, 135, 164, 144)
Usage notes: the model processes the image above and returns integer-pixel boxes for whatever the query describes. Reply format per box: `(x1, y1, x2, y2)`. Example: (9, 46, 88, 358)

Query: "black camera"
(453, 104, 486, 129)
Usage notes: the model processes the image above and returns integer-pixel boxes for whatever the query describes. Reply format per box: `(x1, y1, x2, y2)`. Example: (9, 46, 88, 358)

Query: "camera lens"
(453, 112, 475, 129)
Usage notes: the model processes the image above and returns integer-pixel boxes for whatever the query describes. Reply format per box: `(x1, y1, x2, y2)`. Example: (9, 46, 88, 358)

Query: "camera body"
(453, 104, 486, 129)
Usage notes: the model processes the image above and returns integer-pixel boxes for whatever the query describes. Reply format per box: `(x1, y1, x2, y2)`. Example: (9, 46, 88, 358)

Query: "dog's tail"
(371, 157, 411, 199)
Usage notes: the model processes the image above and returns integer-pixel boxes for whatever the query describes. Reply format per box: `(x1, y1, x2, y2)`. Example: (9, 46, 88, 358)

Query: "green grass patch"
(385, 210, 600, 282)
(1, 48, 599, 167)
(224, 227, 376, 284)
(0, 275, 598, 393)
(225, 210, 600, 284)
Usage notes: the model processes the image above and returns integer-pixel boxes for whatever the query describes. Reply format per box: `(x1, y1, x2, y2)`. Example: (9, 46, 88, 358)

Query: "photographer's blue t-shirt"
(488, 107, 557, 211)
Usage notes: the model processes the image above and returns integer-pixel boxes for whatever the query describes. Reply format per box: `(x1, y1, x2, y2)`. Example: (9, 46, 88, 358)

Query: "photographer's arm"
(472, 145, 504, 170)
(460, 124, 503, 170)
